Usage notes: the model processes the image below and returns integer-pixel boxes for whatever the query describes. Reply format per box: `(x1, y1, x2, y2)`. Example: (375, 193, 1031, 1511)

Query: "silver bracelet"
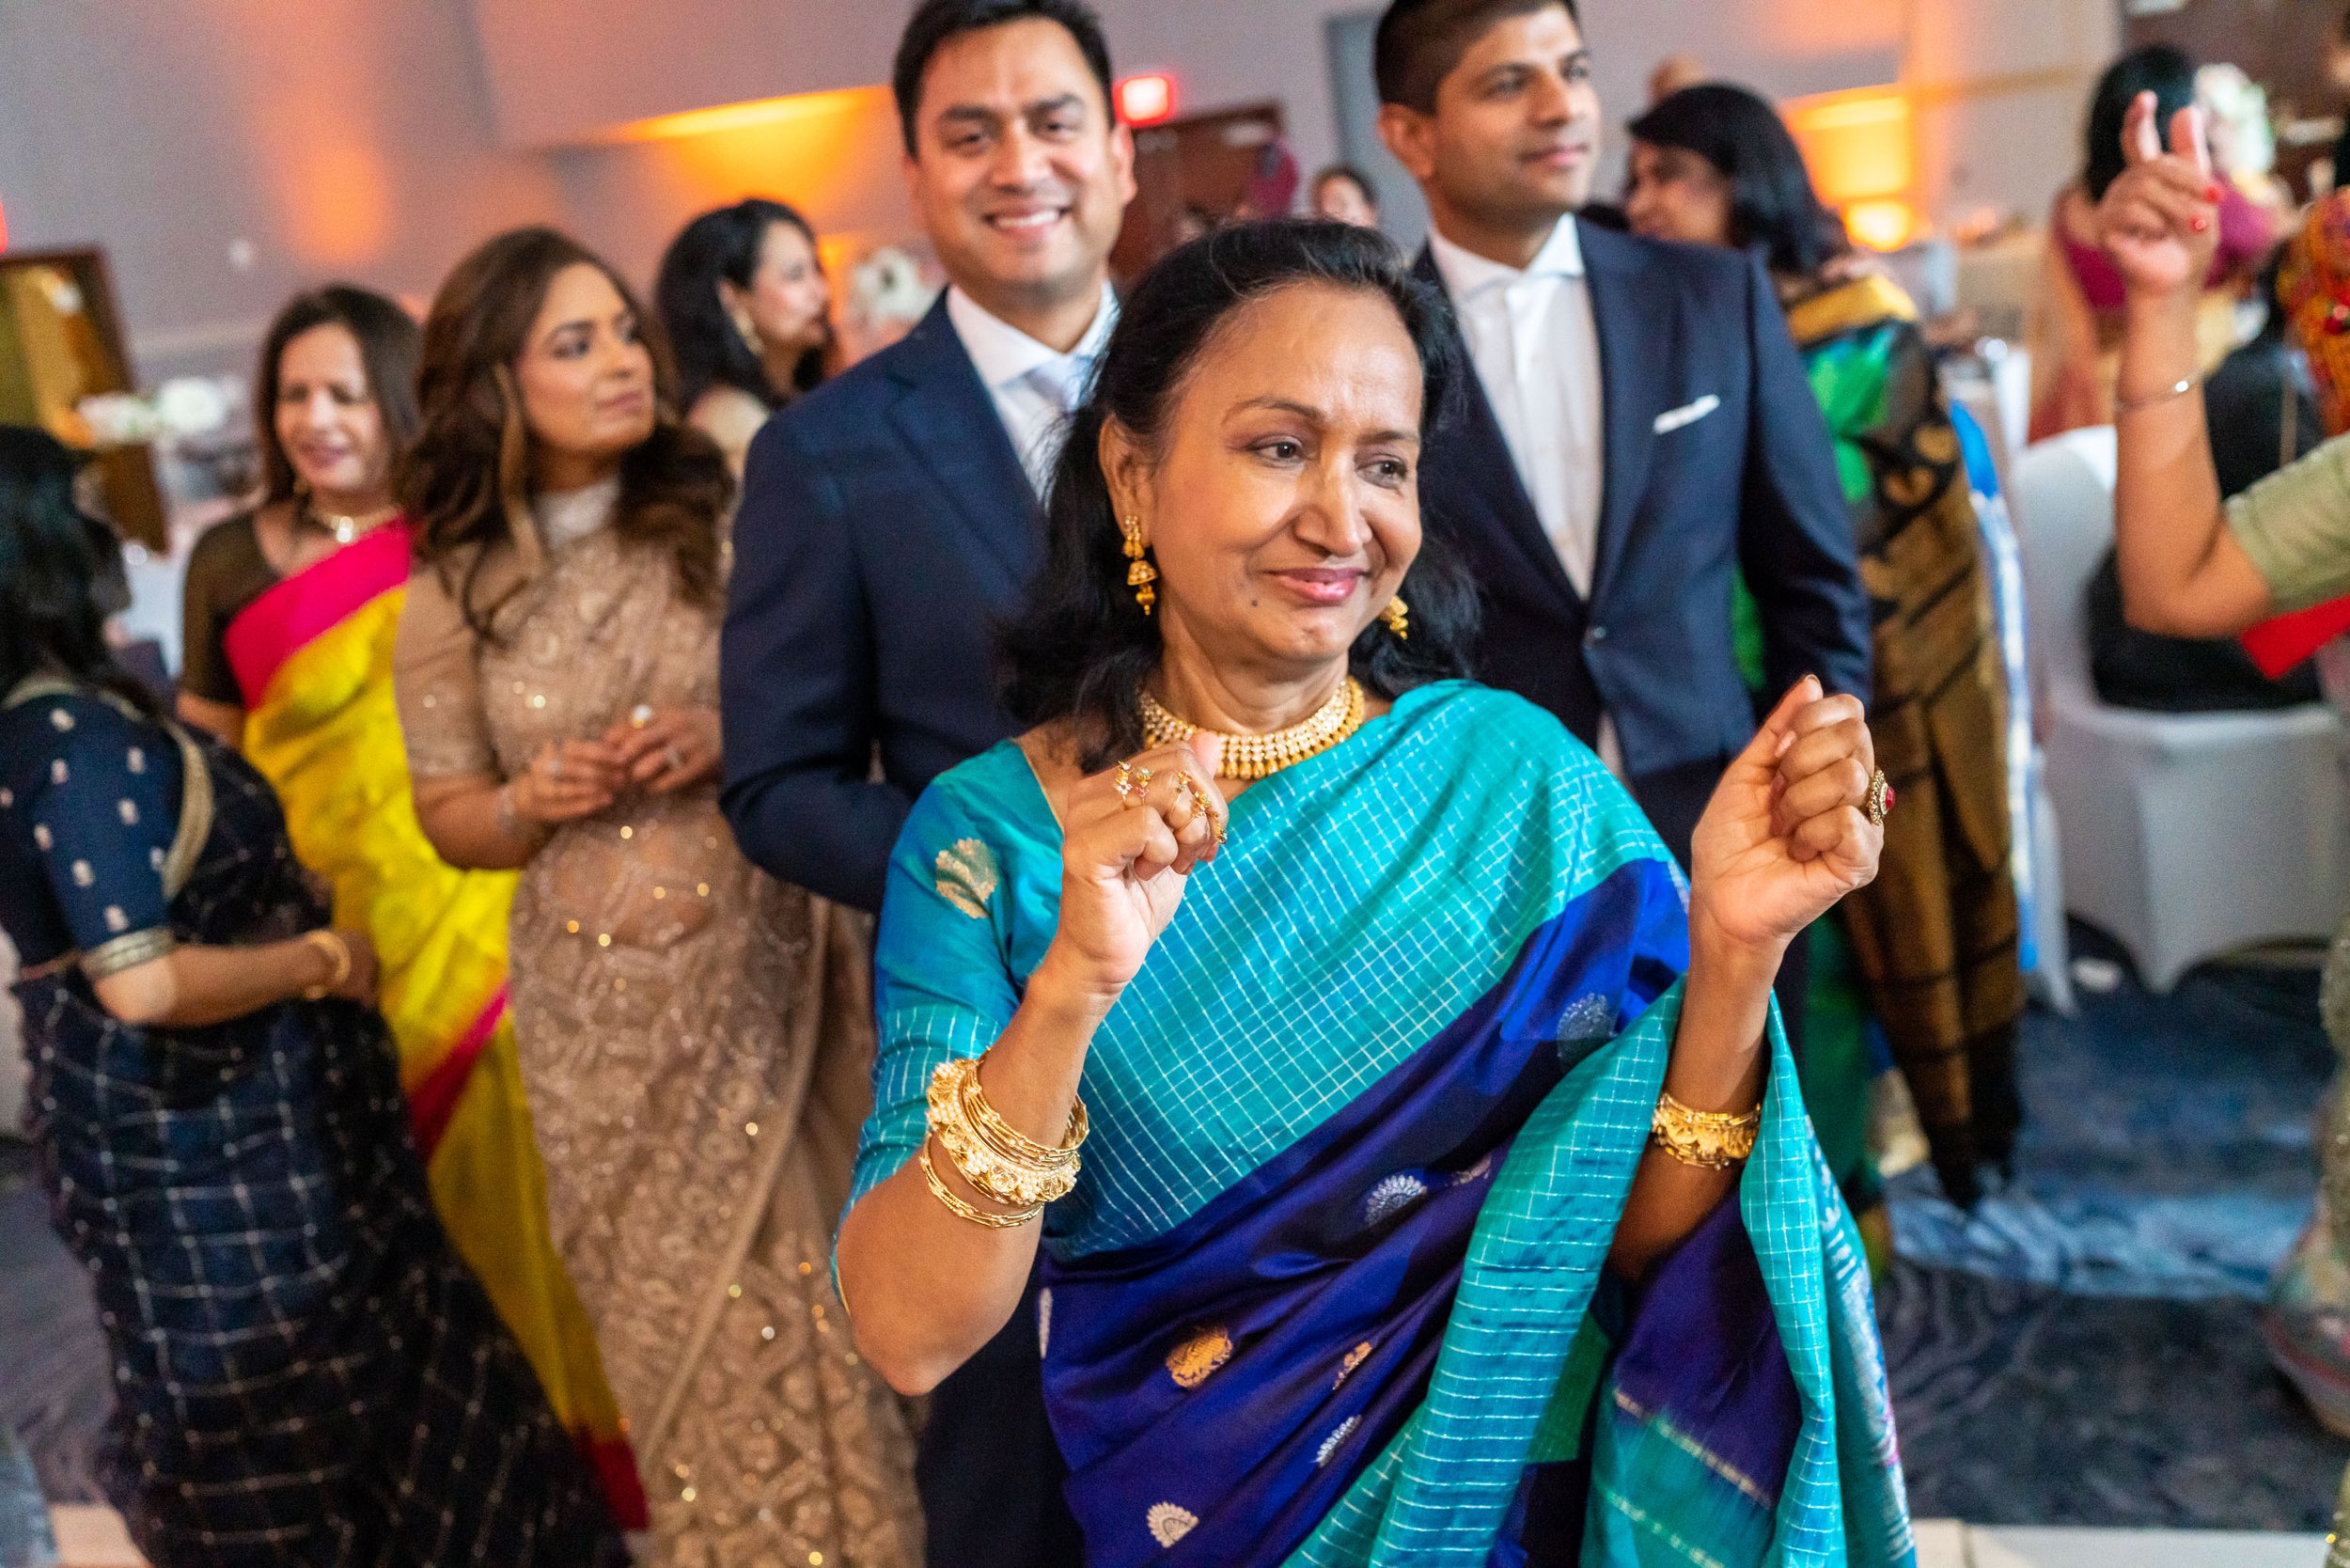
(2115, 374, 2201, 417)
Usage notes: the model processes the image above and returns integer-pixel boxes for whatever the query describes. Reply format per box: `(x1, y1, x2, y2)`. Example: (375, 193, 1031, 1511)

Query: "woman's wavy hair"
(654, 198, 829, 412)
(400, 226, 732, 639)
(998, 218, 1479, 769)
(0, 425, 157, 717)
(254, 284, 422, 510)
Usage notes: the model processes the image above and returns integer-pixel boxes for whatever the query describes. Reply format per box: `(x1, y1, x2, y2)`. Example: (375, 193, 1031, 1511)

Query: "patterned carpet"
(1879, 927, 2348, 1529)
(3, 926, 2345, 1536)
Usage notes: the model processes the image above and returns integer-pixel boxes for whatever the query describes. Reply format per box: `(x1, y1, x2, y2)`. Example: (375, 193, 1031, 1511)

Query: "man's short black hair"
(1373, 0, 1580, 113)
(892, 0, 1116, 155)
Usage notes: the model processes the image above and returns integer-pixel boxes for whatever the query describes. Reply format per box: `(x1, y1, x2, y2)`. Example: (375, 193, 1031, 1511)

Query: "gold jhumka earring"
(1121, 516, 1158, 615)
(1382, 595, 1410, 639)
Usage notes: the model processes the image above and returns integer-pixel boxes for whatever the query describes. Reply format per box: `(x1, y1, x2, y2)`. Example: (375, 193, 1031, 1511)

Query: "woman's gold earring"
(1383, 595, 1410, 640)
(1121, 515, 1158, 616)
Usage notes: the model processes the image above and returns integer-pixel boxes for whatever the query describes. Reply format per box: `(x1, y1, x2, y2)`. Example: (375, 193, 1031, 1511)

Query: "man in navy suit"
(1373, 0, 1871, 867)
(720, 1, 1132, 1560)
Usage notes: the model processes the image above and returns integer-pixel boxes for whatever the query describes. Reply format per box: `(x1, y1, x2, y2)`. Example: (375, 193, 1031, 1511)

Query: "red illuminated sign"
(1117, 73, 1177, 126)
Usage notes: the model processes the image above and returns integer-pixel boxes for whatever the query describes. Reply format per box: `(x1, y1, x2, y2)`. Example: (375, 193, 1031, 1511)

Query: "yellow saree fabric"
(222, 530, 636, 1517)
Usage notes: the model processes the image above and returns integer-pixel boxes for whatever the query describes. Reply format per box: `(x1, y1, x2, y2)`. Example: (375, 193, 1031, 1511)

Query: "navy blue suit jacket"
(721, 296, 1036, 913)
(1415, 227, 1870, 786)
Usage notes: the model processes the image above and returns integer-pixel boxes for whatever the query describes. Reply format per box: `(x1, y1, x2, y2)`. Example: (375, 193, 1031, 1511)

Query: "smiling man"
(719, 2, 1131, 1562)
(1374, 0, 1868, 935)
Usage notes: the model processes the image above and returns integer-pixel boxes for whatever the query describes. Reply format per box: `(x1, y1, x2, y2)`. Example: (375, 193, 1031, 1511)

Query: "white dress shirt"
(1430, 215, 1621, 773)
(946, 282, 1120, 497)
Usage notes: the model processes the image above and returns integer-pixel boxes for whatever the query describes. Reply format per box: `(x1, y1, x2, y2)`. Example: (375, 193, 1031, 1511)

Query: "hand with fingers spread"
(1688, 676, 1884, 956)
(604, 704, 724, 795)
(1046, 732, 1229, 1002)
(2096, 89, 2221, 302)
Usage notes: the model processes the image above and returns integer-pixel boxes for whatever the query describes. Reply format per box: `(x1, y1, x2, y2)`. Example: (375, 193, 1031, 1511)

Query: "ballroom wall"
(0, 0, 2115, 388)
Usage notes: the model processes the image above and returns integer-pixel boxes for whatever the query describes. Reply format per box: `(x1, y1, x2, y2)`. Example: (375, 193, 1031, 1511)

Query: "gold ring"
(1114, 760, 1152, 808)
(1866, 770, 1893, 828)
(629, 703, 655, 729)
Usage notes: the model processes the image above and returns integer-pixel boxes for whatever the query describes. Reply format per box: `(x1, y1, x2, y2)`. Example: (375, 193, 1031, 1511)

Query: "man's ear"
(1377, 102, 1439, 185)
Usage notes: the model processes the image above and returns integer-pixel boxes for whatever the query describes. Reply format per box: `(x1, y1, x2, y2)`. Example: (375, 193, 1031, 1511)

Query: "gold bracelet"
(927, 1058, 1082, 1207)
(300, 930, 351, 1001)
(918, 1141, 1042, 1229)
(1649, 1090, 1761, 1170)
(962, 1054, 1087, 1165)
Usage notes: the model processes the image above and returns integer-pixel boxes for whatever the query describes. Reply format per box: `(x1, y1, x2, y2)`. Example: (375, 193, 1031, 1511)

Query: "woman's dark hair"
(1628, 83, 1849, 277)
(254, 285, 422, 510)
(999, 219, 1479, 768)
(2085, 44, 2196, 200)
(655, 199, 828, 412)
(0, 425, 157, 716)
(893, 0, 1115, 154)
(399, 226, 732, 640)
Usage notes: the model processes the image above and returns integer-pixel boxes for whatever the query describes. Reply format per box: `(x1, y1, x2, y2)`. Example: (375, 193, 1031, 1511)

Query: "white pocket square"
(1653, 394, 1720, 434)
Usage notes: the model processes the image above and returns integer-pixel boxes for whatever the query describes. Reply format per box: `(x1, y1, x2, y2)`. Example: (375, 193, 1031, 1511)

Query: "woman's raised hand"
(2097, 90, 2220, 301)
(1045, 732, 1227, 1001)
(1688, 677, 1883, 955)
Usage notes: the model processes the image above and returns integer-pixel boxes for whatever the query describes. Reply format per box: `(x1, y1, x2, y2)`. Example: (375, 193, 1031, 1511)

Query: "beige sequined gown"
(392, 479, 920, 1567)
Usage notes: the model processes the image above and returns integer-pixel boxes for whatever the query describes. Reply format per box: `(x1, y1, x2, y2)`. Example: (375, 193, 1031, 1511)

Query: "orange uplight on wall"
(596, 86, 880, 145)
(1784, 86, 1917, 253)
(1117, 73, 1178, 127)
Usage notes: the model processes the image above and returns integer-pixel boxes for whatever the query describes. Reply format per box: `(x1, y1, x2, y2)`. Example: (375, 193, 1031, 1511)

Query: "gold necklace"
(304, 499, 400, 546)
(1139, 676, 1366, 780)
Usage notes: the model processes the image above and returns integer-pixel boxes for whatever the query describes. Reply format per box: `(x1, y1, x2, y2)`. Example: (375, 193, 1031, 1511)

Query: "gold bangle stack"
(922, 1055, 1088, 1227)
(1649, 1090, 1762, 1170)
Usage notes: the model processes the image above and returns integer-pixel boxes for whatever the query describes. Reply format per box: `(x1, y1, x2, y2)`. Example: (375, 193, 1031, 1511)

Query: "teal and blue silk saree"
(854, 682, 1913, 1566)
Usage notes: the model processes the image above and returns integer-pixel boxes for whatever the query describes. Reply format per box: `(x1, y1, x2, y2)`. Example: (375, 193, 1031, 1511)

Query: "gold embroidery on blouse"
(1167, 1325, 1234, 1389)
(1335, 1340, 1373, 1388)
(935, 838, 999, 919)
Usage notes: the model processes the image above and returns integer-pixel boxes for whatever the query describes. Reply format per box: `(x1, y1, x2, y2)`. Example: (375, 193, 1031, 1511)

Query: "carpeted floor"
(4, 925, 2345, 1535)
(1878, 926, 2347, 1530)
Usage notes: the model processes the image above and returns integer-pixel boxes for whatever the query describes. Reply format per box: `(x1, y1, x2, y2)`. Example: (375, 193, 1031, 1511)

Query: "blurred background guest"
(1308, 161, 1383, 227)
(2197, 62, 2295, 228)
(170, 287, 632, 1502)
(0, 423, 624, 1567)
(1626, 80, 2023, 1210)
(2031, 44, 2274, 439)
(655, 197, 834, 475)
(394, 227, 918, 1567)
(840, 244, 942, 365)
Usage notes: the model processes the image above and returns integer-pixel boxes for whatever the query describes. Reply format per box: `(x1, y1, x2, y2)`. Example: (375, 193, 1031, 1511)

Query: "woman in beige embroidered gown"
(390, 226, 919, 1568)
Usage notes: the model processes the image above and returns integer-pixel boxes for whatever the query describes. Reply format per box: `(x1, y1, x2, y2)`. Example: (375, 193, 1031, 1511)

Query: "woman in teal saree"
(837, 222, 1913, 1566)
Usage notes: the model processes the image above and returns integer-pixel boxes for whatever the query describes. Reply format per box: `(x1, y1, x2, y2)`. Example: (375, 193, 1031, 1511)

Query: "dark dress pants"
(916, 1267, 1085, 1567)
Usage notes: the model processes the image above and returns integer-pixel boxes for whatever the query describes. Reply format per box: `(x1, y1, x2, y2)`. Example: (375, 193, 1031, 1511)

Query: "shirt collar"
(946, 281, 1120, 393)
(1429, 214, 1585, 300)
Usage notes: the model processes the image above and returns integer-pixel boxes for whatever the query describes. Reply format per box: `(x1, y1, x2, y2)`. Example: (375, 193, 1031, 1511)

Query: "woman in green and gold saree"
(1628, 83, 2024, 1216)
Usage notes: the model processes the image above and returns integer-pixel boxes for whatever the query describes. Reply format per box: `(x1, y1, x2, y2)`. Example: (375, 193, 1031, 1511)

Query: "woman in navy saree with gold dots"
(835, 224, 1914, 1566)
(0, 426, 622, 1567)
